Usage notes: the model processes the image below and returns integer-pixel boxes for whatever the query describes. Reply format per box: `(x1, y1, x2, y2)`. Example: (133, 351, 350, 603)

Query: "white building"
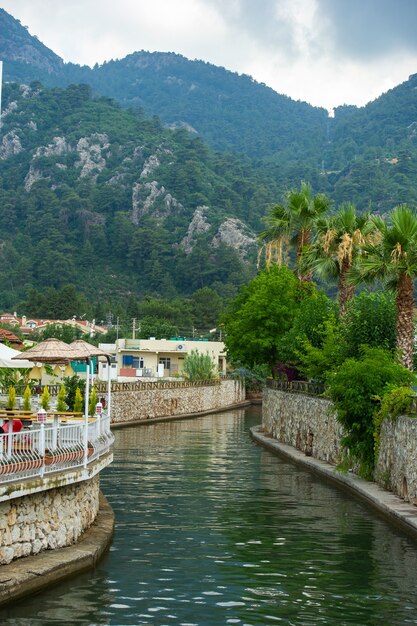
(98, 338, 227, 381)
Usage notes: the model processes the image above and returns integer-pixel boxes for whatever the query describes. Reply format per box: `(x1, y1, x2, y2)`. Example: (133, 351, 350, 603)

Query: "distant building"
(98, 338, 227, 381)
(0, 313, 107, 337)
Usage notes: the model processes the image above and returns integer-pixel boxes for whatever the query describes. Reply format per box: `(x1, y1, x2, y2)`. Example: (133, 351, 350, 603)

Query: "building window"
(132, 357, 144, 369)
(159, 357, 171, 370)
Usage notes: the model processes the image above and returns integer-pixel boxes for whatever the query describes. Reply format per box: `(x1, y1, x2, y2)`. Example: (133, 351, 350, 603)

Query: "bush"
(327, 347, 415, 477)
(56, 384, 67, 412)
(182, 351, 216, 380)
(73, 387, 83, 413)
(23, 385, 32, 411)
(89, 385, 97, 416)
(64, 375, 85, 410)
(341, 291, 396, 358)
(5, 386, 16, 410)
(40, 386, 50, 411)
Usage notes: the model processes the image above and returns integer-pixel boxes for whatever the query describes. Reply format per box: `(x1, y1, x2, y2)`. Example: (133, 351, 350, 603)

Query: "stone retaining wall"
(111, 379, 245, 424)
(262, 388, 344, 464)
(263, 388, 417, 506)
(375, 416, 417, 505)
(0, 475, 100, 565)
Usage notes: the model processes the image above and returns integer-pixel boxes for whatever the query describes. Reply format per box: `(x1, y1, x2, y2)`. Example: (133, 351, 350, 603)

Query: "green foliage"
(182, 351, 216, 381)
(298, 319, 346, 382)
(89, 386, 97, 416)
(56, 384, 67, 412)
(73, 387, 84, 413)
(341, 291, 396, 358)
(63, 375, 85, 410)
(5, 386, 16, 410)
(223, 265, 306, 372)
(23, 385, 32, 411)
(373, 385, 415, 460)
(278, 291, 337, 365)
(232, 364, 270, 393)
(327, 348, 415, 477)
(40, 386, 50, 411)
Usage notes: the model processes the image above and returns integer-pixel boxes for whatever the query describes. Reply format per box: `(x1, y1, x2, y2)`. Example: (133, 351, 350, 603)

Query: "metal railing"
(0, 414, 114, 484)
(266, 378, 325, 396)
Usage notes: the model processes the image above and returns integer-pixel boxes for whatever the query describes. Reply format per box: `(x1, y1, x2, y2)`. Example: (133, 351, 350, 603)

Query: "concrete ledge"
(112, 400, 252, 429)
(251, 426, 417, 542)
(0, 492, 114, 607)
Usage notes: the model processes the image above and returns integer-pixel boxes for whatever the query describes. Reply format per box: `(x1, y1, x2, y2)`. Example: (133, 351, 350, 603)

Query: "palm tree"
(352, 205, 417, 370)
(302, 203, 374, 316)
(258, 181, 331, 281)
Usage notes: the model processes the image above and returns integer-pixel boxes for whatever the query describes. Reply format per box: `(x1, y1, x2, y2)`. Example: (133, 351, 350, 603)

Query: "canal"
(2, 406, 417, 625)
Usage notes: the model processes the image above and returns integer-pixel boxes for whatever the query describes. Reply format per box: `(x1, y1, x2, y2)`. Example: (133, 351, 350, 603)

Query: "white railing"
(0, 414, 114, 484)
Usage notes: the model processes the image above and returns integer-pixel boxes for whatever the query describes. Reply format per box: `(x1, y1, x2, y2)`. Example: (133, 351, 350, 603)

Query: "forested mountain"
(2, 8, 417, 317)
(0, 81, 279, 310)
(0, 9, 328, 163)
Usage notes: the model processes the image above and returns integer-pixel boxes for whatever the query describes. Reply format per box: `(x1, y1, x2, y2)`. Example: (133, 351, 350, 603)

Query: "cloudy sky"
(2, 0, 417, 112)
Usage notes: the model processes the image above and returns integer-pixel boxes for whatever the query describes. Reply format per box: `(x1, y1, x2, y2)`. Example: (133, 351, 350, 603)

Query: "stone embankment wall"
(262, 388, 345, 464)
(375, 416, 417, 505)
(111, 379, 245, 425)
(263, 388, 417, 506)
(0, 475, 99, 565)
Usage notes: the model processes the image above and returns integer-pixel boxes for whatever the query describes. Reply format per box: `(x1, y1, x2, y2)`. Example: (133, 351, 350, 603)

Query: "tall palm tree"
(302, 203, 374, 316)
(258, 182, 331, 281)
(352, 204, 417, 370)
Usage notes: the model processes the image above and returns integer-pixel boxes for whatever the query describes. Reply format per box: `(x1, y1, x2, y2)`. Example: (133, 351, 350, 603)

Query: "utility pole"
(116, 316, 119, 340)
(132, 318, 136, 339)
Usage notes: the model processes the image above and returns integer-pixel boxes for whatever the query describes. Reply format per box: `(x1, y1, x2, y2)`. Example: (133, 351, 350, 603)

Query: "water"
(1, 406, 417, 625)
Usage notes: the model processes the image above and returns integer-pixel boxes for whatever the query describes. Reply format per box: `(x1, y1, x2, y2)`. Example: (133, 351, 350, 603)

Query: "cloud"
(2, 0, 417, 110)
(317, 0, 417, 60)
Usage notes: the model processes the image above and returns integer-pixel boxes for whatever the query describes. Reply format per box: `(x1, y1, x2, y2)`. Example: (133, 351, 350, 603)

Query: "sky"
(2, 0, 417, 112)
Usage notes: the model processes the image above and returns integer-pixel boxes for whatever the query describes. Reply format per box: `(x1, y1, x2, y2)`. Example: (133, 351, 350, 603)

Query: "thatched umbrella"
(11, 338, 82, 364)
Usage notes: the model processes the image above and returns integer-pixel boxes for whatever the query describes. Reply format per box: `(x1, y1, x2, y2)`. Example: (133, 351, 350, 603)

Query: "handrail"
(1, 379, 224, 397)
(0, 414, 114, 484)
(266, 378, 326, 396)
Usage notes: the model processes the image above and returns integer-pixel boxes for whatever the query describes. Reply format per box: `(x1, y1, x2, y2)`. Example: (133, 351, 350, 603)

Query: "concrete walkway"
(0, 493, 114, 607)
(251, 426, 417, 541)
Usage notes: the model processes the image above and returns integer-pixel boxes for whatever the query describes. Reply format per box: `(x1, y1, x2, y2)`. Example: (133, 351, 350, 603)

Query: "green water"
(1, 406, 417, 625)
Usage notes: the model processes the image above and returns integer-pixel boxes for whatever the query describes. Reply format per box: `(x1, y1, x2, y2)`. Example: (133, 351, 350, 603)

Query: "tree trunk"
(297, 229, 312, 282)
(338, 259, 355, 317)
(396, 273, 414, 370)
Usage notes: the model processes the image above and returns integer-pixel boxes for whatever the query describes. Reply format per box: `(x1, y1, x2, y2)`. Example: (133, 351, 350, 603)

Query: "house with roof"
(97, 337, 227, 381)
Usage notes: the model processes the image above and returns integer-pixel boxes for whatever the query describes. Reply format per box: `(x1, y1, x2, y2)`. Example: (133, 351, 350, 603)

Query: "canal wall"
(111, 379, 246, 425)
(262, 387, 417, 505)
(0, 475, 100, 565)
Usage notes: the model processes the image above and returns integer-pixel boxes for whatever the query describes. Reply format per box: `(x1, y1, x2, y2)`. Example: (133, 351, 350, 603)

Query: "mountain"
(0, 81, 279, 310)
(0, 9, 328, 163)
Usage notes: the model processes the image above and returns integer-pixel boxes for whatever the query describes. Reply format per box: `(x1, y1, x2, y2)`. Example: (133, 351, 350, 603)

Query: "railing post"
(39, 423, 45, 478)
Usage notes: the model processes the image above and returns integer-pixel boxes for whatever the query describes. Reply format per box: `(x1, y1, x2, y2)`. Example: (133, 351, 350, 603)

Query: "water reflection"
(1, 407, 417, 625)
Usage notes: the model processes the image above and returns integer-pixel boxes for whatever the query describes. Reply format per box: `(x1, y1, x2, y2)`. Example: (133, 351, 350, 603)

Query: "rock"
(76, 133, 110, 178)
(0, 130, 22, 159)
(211, 217, 257, 260)
(24, 164, 46, 191)
(140, 155, 160, 178)
(35, 136, 72, 158)
(180, 206, 211, 253)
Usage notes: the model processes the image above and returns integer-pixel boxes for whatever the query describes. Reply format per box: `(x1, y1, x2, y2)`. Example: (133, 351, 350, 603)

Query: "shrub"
(182, 351, 216, 380)
(73, 387, 83, 413)
(327, 347, 414, 478)
(23, 385, 32, 411)
(89, 386, 97, 416)
(56, 384, 67, 412)
(373, 385, 415, 459)
(5, 386, 16, 410)
(64, 375, 85, 410)
(40, 386, 50, 411)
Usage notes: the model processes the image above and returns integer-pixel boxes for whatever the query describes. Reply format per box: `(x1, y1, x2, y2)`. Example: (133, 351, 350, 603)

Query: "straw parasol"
(69, 340, 111, 359)
(11, 337, 83, 364)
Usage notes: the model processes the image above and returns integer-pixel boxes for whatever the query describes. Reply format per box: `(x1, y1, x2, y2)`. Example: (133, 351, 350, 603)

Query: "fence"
(0, 413, 113, 484)
(266, 378, 325, 396)
(2, 378, 225, 398)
